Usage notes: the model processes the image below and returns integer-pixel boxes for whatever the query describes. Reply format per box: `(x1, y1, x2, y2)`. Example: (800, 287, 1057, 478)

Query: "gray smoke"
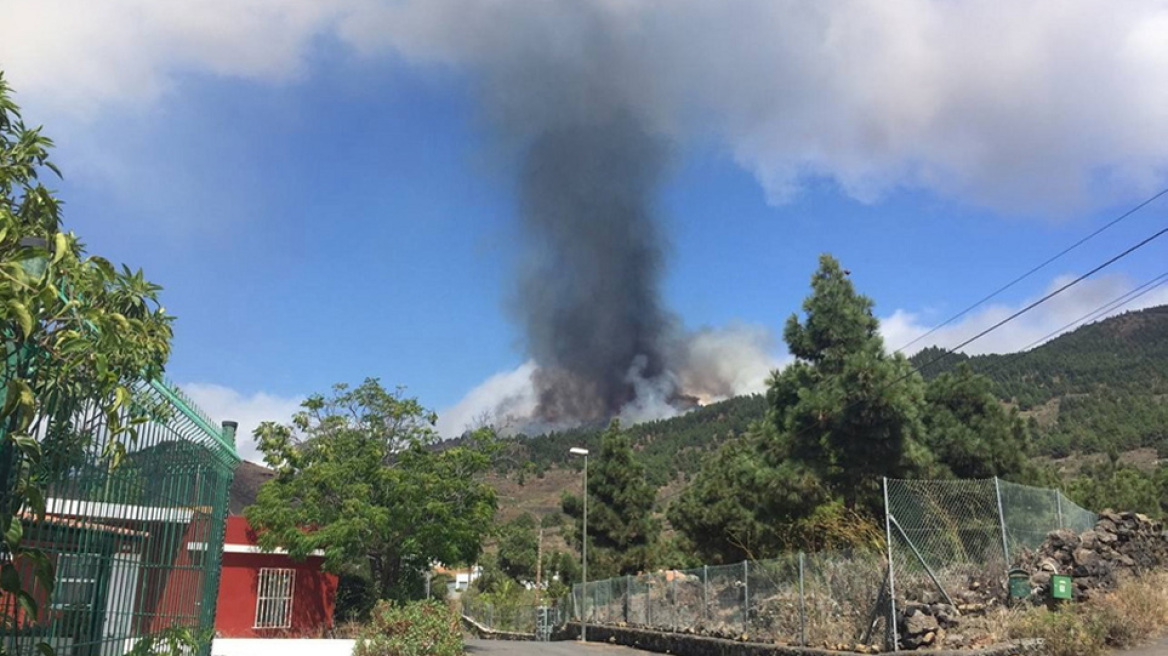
(518, 116, 677, 424)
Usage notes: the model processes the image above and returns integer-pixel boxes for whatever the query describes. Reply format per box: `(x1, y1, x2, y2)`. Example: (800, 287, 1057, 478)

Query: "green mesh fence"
(885, 477, 1097, 613)
(568, 478, 1095, 649)
(573, 550, 885, 646)
(1, 360, 239, 656)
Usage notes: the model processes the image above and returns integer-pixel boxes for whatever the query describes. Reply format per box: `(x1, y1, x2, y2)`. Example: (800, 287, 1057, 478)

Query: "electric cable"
(894, 186, 1168, 354)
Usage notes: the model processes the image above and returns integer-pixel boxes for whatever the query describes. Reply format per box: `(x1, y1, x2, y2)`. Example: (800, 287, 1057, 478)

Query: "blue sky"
(3, 1, 1166, 458)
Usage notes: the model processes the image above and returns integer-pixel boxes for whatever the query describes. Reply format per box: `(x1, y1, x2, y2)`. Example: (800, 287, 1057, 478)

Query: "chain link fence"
(569, 477, 1096, 648)
(461, 596, 570, 635)
(573, 549, 887, 646)
(885, 478, 1096, 610)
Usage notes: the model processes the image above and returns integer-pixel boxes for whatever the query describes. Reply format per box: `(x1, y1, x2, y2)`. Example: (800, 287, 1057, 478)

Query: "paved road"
(464, 639, 650, 654)
(1116, 635, 1168, 656)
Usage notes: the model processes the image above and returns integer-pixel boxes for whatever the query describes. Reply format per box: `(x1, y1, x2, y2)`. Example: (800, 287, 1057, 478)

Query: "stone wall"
(565, 623, 1040, 656)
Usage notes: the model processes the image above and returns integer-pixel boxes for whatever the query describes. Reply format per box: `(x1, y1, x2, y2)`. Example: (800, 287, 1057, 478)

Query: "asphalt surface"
(1116, 635, 1168, 656)
(464, 639, 650, 654)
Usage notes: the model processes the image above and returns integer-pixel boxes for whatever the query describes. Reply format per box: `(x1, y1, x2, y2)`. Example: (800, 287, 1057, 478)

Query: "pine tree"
(771, 254, 932, 510)
(562, 421, 660, 577)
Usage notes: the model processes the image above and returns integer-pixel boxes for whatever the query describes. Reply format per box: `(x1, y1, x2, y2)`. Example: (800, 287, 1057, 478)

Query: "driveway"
(465, 639, 650, 654)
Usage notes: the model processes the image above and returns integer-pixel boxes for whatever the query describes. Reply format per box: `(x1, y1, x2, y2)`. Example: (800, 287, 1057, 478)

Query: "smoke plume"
(518, 117, 677, 424)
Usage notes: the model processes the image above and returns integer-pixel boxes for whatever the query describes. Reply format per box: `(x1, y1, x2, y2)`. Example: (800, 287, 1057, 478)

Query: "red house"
(213, 462, 339, 638)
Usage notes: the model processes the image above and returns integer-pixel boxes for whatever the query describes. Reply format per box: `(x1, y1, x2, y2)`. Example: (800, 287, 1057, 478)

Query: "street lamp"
(568, 446, 589, 642)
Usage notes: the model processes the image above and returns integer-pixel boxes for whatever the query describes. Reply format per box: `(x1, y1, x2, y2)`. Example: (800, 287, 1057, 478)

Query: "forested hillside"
(500, 305, 1168, 481)
(913, 305, 1168, 457)
(498, 394, 765, 485)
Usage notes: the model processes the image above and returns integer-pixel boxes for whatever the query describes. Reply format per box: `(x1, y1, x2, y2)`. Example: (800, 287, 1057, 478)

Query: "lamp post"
(569, 446, 589, 642)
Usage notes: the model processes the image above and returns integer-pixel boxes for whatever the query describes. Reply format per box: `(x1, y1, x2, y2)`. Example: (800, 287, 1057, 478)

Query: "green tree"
(245, 379, 498, 602)
(667, 424, 879, 562)
(671, 254, 1032, 563)
(561, 420, 659, 577)
(496, 513, 539, 583)
(771, 254, 932, 510)
(0, 72, 174, 650)
(922, 364, 1032, 479)
(1066, 456, 1164, 518)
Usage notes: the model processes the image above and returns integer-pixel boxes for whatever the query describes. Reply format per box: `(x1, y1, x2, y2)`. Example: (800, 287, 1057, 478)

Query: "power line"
(895, 186, 1168, 354)
(935, 224, 1168, 357)
(1017, 270, 1168, 353)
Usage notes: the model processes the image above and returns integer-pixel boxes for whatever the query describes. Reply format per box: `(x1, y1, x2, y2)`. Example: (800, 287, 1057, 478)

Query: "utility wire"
(1017, 270, 1168, 353)
(895, 186, 1168, 354)
(930, 224, 1168, 358)
(889, 221, 1168, 389)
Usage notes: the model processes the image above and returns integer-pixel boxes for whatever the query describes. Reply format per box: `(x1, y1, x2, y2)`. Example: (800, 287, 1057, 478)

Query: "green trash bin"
(1051, 575, 1073, 600)
(1008, 569, 1031, 600)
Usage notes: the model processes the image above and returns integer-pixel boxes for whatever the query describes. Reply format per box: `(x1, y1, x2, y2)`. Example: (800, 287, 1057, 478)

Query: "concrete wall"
(567, 624, 1041, 656)
(212, 638, 354, 656)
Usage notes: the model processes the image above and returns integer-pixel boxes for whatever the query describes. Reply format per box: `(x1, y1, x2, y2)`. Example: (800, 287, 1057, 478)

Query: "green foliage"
(245, 379, 498, 602)
(1010, 606, 1107, 656)
(495, 393, 766, 485)
(1065, 457, 1168, 518)
(773, 255, 933, 510)
(667, 424, 883, 562)
(124, 626, 212, 656)
(671, 255, 1030, 563)
(352, 600, 463, 656)
(922, 364, 1033, 479)
(335, 572, 377, 624)
(0, 71, 174, 651)
(497, 513, 539, 583)
(913, 306, 1168, 457)
(562, 421, 660, 577)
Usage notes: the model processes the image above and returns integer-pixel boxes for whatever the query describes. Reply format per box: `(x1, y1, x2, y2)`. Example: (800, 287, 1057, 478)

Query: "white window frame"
(52, 553, 99, 610)
(254, 568, 295, 629)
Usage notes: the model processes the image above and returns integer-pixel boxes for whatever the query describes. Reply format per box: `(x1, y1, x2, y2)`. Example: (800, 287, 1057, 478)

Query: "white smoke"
(436, 325, 783, 437)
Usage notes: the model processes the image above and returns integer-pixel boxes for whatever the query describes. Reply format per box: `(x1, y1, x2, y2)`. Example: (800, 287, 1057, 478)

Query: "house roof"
(19, 511, 149, 538)
(229, 461, 275, 515)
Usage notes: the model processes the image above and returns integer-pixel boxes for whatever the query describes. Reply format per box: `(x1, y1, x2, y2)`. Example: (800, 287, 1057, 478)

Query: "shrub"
(352, 600, 463, 656)
(1010, 606, 1106, 656)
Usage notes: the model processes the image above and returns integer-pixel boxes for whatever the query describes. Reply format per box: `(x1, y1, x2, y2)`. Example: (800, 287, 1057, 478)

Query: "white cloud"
(0, 0, 357, 118)
(3, 1, 1167, 214)
(881, 273, 1168, 356)
(179, 382, 303, 463)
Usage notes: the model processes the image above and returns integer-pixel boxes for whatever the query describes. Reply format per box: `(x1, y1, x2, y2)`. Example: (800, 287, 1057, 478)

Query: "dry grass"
(1005, 572, 1168, 656)
(1089, 572, 1168, 648)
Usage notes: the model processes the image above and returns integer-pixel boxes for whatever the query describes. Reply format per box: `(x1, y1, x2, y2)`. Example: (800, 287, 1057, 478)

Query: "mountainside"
(502, 305, 1168, 483)
(913, 305, 1168, 456)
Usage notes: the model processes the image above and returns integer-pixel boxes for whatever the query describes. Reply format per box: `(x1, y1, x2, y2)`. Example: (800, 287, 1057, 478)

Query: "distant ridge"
(503, 304, 1168, 481)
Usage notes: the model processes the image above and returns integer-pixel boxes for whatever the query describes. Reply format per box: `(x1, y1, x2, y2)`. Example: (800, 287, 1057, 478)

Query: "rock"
(905, 612, 939, 636)
(1073, 548, 1100, 567)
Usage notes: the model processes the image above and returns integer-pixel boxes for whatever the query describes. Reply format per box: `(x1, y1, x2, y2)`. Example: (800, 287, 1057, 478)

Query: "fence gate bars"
(0, 375, 240, 656)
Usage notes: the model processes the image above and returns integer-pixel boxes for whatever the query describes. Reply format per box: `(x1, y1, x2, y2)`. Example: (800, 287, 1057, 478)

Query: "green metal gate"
(1, 368, 240, 656)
